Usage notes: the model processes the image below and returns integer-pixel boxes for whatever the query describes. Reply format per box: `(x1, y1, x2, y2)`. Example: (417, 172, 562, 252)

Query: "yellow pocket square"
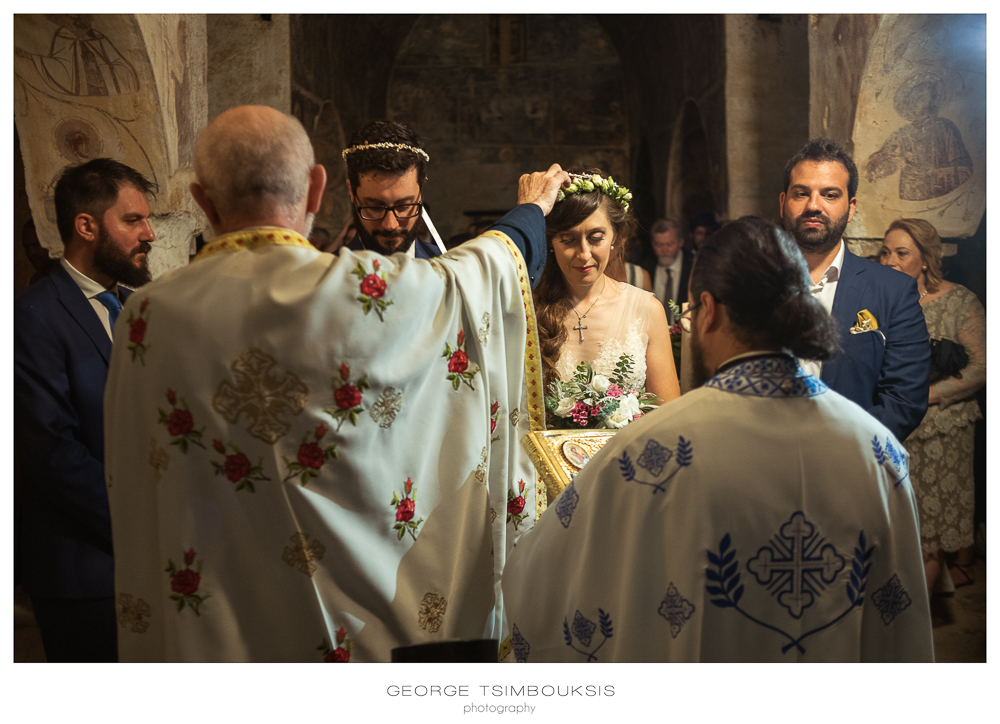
(850, 309, 879, 334)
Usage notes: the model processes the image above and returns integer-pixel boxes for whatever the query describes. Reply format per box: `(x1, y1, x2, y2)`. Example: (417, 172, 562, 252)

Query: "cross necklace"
(570, 277, 607, 343)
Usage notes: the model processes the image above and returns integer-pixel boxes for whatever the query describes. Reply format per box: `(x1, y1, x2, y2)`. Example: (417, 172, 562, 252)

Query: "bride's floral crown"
(341, 142, 430, 162)
(557, 173, 632, 213)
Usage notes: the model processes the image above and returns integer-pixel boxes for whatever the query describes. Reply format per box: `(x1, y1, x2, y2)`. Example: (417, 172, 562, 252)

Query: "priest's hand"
(518, 164, 571, 217)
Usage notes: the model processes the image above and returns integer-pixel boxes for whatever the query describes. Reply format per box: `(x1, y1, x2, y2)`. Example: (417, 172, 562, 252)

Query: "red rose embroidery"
(491, 417, 498, 434)
(316, 423, 327, 440)
(140, 298, 149, 312)
(334, 384, 362, 409)
(129, 318, 146, 344)
(396, 497, 415, 522)
(224, 452, 252, 482)
(184, 548, 196, 566)
(297, 442, 324, 469)
(507, 496, 526, 517)
(448, 350, 469, 373)
(213, 439, 225, 454)
(166, 388, 177, 406)
(491, 401, 500, 415)
(336, 626, 347, 645)
(325, 647, 350, 662)
(360, 274, 386, 299)
(171, 569, 201, 596)
(167, 408, 194, 436)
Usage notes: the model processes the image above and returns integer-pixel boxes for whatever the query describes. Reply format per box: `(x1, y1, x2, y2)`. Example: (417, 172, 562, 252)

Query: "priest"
(501, 217, 933, 662)
(104, 104, 567, 661)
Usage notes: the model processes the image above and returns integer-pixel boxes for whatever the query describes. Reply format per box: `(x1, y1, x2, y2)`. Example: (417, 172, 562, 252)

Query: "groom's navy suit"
(820, 247, 929, 442)
(14, 262, 132, 661)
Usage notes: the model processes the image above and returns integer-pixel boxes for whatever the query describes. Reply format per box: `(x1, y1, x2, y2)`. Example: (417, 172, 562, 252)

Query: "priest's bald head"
(686, 216, 840, 387)
(190, 105, 327, 237)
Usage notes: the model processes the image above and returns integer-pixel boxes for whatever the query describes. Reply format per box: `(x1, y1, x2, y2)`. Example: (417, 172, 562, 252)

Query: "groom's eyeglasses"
(354, 201, 423, 221)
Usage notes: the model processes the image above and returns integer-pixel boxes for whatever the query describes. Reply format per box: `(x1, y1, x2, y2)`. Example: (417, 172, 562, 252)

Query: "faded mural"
(13, 14, 206, 276)
(850, 14, 985, 240)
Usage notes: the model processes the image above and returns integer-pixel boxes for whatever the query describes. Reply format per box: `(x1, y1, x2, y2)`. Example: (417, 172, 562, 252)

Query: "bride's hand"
(517, 164, 571, 217)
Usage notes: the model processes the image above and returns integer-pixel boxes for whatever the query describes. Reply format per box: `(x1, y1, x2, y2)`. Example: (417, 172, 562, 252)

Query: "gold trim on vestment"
(195, 228, 316, 260)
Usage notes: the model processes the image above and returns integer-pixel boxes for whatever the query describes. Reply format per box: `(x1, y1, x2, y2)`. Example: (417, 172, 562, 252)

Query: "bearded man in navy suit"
(14, 158, 155, 661)
(779, 138, 928, 442)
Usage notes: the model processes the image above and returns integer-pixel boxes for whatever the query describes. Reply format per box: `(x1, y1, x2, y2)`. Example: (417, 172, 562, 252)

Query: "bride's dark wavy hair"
(534, 168, 637, 386)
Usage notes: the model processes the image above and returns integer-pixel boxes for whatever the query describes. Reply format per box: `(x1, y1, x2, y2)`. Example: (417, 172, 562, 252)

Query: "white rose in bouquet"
(554, 397, 576, 417)
(590, 374, 611, 394)
(606, 393, 641, 428)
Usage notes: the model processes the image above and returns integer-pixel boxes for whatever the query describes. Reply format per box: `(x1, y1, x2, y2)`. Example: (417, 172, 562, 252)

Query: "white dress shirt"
(60, 257, 120, 340)
(653, 253, 684, 321)
(798, 240, 845, 379)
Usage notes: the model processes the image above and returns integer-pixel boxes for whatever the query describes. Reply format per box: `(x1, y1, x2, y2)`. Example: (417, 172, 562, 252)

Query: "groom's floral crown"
(341, 142, 430, 162)
(557, 173, 632, 213)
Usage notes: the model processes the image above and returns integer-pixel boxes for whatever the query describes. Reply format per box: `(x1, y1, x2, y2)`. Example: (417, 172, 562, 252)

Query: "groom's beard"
(353, 208, 419, 254)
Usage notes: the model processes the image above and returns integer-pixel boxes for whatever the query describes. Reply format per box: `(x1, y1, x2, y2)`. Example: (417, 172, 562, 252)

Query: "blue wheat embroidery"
(707, 527, 874, 655)
(872, 435, 909, 487)
(563, 608, 613, 661)
(619, 436, 692, 494)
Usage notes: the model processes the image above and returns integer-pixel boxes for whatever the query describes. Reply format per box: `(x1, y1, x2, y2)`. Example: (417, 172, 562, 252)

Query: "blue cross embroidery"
(871, 574, 912, 625)
(563, 608, 613, 661)
(511, 624, 530, 662)
(619, 436, 693, 494)
(658, 583, 695, 638)
(747, 512, 845, 618)
(708, 527, 873, 655)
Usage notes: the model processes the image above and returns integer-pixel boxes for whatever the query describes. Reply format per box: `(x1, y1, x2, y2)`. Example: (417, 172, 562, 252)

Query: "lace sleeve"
(932, 292, 986, 408)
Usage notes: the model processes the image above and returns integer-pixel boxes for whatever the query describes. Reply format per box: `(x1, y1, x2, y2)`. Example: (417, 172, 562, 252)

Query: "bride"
(535, 170, 680, 423)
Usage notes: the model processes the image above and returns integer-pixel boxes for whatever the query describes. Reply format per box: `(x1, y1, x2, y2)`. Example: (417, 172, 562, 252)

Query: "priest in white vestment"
(502, 217, 933, 662)
(104, 105, 569, 661)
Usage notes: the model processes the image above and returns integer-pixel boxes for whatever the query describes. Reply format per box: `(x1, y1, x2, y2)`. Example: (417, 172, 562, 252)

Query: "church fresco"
(850, 15, 985, 240)
(14, 14, 207, 277)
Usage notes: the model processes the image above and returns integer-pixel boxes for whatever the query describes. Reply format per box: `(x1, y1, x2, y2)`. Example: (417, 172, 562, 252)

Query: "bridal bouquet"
(545, 355, 662, 430)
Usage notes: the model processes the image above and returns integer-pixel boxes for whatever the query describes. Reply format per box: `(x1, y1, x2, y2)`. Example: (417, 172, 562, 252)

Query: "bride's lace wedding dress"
(554, 281, 652, 393)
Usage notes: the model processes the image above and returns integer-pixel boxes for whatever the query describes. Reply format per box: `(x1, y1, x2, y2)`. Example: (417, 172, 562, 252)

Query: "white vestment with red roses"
(105, 226, 542, 662)
(501, 355, 933, 662)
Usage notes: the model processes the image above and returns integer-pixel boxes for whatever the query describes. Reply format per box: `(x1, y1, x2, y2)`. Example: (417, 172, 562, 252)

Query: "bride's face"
(552, 206, 614, 289)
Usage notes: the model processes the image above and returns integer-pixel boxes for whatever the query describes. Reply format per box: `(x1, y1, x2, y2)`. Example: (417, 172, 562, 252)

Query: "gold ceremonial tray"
(520, 429, 617, 505)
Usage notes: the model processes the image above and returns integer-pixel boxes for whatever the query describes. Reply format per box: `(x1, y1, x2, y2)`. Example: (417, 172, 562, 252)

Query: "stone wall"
(724, 14, 810, 221)
(386, 15, 629, 240)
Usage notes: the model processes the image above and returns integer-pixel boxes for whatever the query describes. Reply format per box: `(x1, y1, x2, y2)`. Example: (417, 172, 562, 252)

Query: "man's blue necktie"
(94, 290, 122, 331)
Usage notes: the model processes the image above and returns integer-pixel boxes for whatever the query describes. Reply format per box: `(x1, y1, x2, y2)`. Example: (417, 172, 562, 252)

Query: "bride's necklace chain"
(570, 277, 607, 343)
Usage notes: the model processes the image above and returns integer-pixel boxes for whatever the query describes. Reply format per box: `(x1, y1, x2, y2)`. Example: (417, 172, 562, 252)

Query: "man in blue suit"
(779, 138, 929, 441)
(342, 120, 442, 259)
(14, 158, 155, 661)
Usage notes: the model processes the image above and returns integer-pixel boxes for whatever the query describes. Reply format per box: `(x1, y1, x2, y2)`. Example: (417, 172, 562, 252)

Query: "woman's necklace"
(570, 277, 607, 343)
